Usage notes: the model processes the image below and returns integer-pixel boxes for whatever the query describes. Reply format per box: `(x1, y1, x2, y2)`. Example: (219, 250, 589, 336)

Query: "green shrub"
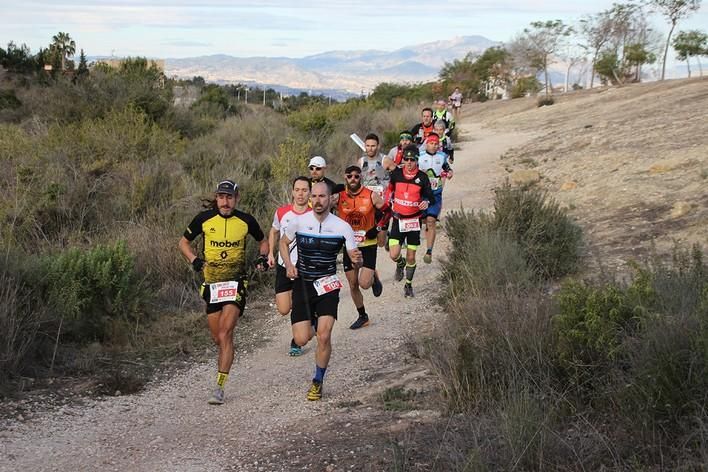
(42, 240, 145, 344)
(442, 209, 534, 299)
(537, 95, 555, 107)
(554, 280, 641, 382)
(492, 183, 582, 279)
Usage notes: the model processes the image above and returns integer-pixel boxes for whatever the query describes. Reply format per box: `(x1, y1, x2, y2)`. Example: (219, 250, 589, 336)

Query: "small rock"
(670, 202, 692, 218)
(560, 181, 577, 191)
(511, 169, 541, 186)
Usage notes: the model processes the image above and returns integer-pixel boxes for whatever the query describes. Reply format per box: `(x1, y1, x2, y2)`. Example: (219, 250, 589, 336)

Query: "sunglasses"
(403, 157, 417, 162)
(345, 173, 361, 180)
(309, 166, 323, 171)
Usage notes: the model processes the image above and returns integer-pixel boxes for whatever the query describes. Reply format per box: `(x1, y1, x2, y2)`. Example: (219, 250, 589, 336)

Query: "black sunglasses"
(309, 166, 323, 171)
(402, 157, 417, 162)
(345, 173, 361, 179)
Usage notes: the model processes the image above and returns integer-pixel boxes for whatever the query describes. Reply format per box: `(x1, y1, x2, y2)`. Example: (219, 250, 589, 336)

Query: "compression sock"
(405, 263, 417, 283)
(291, 338, 300, 349)
(314, 365, 327, 383)
(395, 255, 406, 268)
(357, 306, 366, 316)
(216, 371, 229, 388)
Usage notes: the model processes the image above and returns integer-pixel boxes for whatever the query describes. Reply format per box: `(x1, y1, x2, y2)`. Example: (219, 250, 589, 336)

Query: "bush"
(42, 240, 146, 344)
(537, 95, 555, 107)
(492, 183, 582, 279)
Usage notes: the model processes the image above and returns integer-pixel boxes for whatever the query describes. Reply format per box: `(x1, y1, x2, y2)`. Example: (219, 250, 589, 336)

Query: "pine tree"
(77, 48, 89, 77)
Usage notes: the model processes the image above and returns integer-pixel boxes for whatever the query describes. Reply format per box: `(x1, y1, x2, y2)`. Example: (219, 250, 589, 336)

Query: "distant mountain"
(166, 35, 498, 96)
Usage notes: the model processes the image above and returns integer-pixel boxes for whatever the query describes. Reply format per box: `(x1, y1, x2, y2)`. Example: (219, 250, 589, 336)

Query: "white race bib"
(430, 179, 440, 191)
(313, 274, 343, 296)
(354, 230, 367, 245)
(366, 185, 384, 196)
(398, 217, 421, 232)
(209, 281, 239, 303)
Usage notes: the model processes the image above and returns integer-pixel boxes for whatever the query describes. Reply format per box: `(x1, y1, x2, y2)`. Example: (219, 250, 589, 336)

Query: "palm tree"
(51, 32, 76, 71)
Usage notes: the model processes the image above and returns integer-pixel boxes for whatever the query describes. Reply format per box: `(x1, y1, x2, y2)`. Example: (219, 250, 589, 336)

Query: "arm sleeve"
(342, 223, 357, 251)
(245, 213, 265, 241)
(421, 174, 436, 205)
(183, 213, 205, 241)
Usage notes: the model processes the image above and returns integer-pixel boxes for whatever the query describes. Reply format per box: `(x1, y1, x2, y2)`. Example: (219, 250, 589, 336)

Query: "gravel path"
(0, 116, 534, 472)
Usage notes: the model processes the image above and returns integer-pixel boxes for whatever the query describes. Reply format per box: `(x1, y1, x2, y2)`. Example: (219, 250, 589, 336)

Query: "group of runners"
(179, 102, 457, 405)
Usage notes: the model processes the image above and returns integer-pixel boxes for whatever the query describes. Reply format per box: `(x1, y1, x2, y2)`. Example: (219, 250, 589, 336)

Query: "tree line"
(434, 0, 705, 101)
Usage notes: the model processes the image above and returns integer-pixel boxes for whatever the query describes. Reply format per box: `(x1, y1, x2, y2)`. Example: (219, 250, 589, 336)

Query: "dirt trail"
(0, 116, 534, 472)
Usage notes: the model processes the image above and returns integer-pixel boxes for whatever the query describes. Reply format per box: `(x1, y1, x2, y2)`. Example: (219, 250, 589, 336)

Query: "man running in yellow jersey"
(268, 176, 312, 356)
(179, 180, 269, 405)
(337, 165, 386, 329)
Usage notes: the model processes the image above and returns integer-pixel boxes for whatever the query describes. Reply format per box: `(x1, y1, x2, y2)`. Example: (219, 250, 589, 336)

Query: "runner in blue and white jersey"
(418, 133, 453, 264)
(280, 181, 362, 401)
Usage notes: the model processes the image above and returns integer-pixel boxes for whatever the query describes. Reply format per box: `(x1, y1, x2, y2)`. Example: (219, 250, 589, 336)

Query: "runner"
(178, 179, 269, 405)
(418, 133, 453, 264)
(387, 145, 436, 298)
(337, 165, 386, 330)
(433, 99, 455, 136)
(357, 132, 390, 247)
(308, 155, 344, 209)
(433, 119, 455, 163)
(280, 182, 362, 401)
(448, 87, 463, 119)
(410, 107, 435, 145)
(384, 130, 414, 170)
(268, 176, 312, 356)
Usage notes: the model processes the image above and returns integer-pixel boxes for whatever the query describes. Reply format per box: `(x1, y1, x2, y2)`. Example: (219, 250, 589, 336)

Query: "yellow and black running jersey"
(183, 208, 264, 283)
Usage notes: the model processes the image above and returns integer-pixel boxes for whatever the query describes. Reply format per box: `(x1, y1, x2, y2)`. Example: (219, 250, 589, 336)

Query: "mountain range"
(166, 35, 498, 97)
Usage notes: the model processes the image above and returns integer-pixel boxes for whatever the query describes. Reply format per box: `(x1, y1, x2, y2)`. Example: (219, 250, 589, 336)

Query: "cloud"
(161, 39, 214, 47)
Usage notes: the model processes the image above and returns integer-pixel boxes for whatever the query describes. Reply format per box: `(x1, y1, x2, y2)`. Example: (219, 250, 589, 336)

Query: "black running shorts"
(290, 278, 339, 324)
(200, 278, 247, 315)
(389, 218, 422, 247)
(343, 245, 377, 271)
(274, 264, 295, 294)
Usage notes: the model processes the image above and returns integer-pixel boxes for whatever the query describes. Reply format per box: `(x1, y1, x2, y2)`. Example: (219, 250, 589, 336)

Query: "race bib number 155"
(209, 281, 239, 303)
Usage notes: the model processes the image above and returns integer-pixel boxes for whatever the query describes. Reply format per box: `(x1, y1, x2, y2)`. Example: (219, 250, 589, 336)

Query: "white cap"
(308, 156, 327, 168)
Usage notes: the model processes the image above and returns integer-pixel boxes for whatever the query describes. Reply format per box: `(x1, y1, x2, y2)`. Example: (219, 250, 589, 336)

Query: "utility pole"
(245, 88, 248, 104)
(263, 89, 266, 106)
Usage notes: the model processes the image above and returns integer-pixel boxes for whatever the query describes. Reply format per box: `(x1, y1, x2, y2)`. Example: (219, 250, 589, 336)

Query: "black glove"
(254, 254, 269, 271)
(191, 257, 205, 272)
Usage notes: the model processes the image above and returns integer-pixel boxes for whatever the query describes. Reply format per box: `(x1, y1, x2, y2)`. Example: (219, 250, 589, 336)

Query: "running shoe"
(394, 259, 405, 282)
(307, 380, 323, 401)
(289, 345, 304, 356)
(404, 282, 414, 298)
(208, 387, 225, 405)
(423, 250, 433, 264)
(372, 274, 383, 297)
(349, 313, 369, 330)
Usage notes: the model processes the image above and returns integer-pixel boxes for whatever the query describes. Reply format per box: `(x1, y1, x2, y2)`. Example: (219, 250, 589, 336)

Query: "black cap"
(402, 144, 419, 159)
(345, 165, 362, 174)
(215, 179, 238, 195)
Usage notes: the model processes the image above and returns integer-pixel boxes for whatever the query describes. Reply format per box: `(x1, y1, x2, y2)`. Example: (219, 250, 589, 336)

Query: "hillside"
(464, 77, 708, 275)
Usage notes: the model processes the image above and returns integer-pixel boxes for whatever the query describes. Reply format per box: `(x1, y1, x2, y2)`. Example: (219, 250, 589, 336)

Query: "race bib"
(430, 179, 440, 191)
(209, 281, 239, 303)
(313, 274, 343, 296)
(398, 217, 421, 232)
(353, 230, 367, 245)
(366, 185, 384, 196)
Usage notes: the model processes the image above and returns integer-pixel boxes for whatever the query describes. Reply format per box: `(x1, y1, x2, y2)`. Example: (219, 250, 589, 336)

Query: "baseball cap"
(345, 165, 362, 174)
(308, 156, 327, 168)
(402, 145, 419, 159)
(215, 179, 238, 195)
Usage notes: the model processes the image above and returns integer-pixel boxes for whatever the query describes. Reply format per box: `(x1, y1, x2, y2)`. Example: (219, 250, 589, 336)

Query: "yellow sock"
(216, 371, 229, 388)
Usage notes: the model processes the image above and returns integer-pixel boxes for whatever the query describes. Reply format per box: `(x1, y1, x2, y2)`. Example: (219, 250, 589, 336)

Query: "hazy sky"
(2, 0, 707, 58)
